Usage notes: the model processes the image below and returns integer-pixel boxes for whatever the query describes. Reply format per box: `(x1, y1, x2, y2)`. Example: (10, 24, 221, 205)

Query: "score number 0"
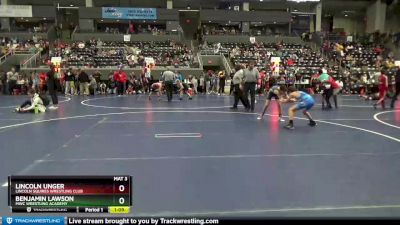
(118, 185, 125, 205)
(114, 176, 129, 205)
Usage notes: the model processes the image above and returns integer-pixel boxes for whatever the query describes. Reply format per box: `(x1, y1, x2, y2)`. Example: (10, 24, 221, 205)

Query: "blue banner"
(102, 7, 157, 20)
(2, 217, 64, 225)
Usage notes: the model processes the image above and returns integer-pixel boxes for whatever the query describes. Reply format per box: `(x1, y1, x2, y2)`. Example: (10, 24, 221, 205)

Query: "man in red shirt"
(114, 67, 127, 96)
(287, 58, 294, 67)
(319, 71, 341, 109)
(374, 70, 388, 109)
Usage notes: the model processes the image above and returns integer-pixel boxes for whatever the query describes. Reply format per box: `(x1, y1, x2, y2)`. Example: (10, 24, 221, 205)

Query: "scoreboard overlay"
(8, 176, 132, 213)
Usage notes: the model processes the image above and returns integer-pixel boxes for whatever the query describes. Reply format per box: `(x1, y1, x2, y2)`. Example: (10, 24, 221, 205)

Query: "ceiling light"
(43, 17, 46, 20)
(70, 4, 74, 7)
(101, 19, 103, 22)
(260, 0, 263, 1)
(209, 20, 211, 23)
(116, 20, 120, 22)
(345, 14, 348, 17)
(293, 9, 298, 12)
(273, 21, 277, 24)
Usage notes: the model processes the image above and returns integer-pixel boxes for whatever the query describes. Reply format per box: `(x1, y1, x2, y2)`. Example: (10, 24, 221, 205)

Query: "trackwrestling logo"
(2, 217, 65, 225)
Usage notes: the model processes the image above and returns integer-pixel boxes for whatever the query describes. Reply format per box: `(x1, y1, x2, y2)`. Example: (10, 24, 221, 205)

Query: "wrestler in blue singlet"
(295, 91, 315, 111)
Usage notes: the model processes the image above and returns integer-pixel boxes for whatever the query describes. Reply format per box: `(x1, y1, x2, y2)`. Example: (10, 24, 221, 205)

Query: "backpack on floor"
(39, 94, 50, 107)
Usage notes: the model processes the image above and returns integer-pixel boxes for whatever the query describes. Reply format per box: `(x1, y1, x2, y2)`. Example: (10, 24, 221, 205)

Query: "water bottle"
(34, 105, 39, 114)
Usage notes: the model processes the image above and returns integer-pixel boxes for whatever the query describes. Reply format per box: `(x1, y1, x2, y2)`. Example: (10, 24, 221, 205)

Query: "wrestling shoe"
(308, 120, 317, 127)
(284, 123, 294, 130)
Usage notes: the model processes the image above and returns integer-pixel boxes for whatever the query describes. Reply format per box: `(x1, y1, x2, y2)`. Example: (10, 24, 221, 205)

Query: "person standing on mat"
(78, 69, 90, 96)
(257, 84, 286, 122)
(64, 67, 75, 96)
(319, 71, 341, 109)
(280, 86, 317, 130)
(317, 69, 331, 109)
(374, 69, 389, 109)
(162, 70, 175, 102)
(390, 66, 400, 108)
(231, 65, 249, 110)
(114, 67, 127, 96)
(243, 61, 259, 112)
(46, 65, 58, 110)
(218, 71, 226, 95)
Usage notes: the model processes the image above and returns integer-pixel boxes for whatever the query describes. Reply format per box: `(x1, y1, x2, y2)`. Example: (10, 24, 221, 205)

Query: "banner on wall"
(123, 35, 131, 42)
(347, 36, 353, 42)
(0, 5, 32, 17)
(102, 7, 157, 20)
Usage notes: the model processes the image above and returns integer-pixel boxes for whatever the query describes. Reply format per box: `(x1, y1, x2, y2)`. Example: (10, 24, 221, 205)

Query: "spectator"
(0, 70, 5, 94)
(78, 69, 90, 96)
(31, 71, 39, 92)
(108, 76, 116, 94)
(89, 75, 97, 95)
(390, 67, 400, 109)
(191, 75, 198, 94)
(114, 67, 127, 96)
(15, 75, 26, 95)
(93, 71, 101, 83)
(199, 74, 205, 94)
(175, 71, 183, 82)
(7, 67, 18, 95)
(69, 22, 74, 39)
(218, 71, 226, 95)
(64, 68, 75, 96)
(39, 71, 47, 94)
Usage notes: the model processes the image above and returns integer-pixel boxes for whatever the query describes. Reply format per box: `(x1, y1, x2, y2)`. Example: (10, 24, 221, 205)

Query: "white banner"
(51, 57, 62, 64)
(347, 36, 353, 42)
(270, 56, 281, 64)
(123, 35, 131, 42)
(144, 57, 155, 66)
(0, 5, 32, 17)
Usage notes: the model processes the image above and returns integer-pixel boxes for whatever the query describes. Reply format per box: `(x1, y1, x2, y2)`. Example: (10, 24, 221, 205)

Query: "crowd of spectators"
(47, 40, 194, 69)
(0, 37, 49, 55)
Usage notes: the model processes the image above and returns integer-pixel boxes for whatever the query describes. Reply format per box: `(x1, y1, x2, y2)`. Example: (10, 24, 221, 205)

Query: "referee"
(243, 61, 259, 112)
(231, 65, 249, 110)
(162, 70, 176, 102)
(47, 65, 59, 110)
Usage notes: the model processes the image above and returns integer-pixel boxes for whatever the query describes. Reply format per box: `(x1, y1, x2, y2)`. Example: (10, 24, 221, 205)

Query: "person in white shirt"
(7, 67, 18, 95)
(15, 89, 46, 113)
(191, 75, 198, 94)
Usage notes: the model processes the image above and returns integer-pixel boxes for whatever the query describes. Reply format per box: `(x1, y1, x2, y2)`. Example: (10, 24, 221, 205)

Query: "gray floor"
(0, 94, 399, 217)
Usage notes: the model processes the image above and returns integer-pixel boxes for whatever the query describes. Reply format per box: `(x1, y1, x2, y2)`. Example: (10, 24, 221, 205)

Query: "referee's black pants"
(391, 83, 400, 108)
(165, 81, 173, 102)
(233, 84, 249, 109)
(243, 82, 256, 111)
